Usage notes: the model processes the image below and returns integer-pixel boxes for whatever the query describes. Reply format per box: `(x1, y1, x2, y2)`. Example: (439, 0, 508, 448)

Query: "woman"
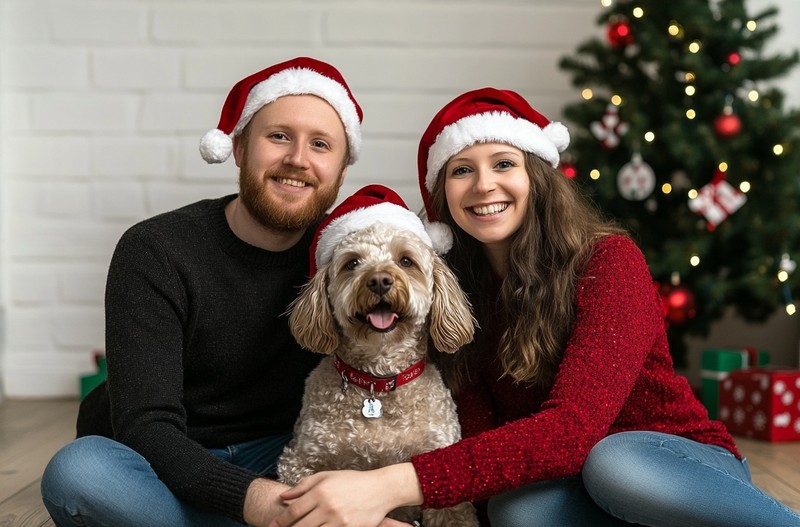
(269, 89, 800, 527)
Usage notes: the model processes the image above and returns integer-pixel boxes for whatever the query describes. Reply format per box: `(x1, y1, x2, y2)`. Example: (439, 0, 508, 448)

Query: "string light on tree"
(668, 21, 684, 39)
(778, 253, 796, 282)
(780, 254, 797, 315)
(778, 253, 797, 315)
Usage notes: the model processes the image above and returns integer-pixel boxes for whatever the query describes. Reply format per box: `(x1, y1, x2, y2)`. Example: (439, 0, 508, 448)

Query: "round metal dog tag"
(362, 398, 382, 419)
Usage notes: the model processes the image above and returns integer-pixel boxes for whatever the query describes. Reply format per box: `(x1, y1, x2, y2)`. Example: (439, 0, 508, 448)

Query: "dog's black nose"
(367, 271, 393, 295)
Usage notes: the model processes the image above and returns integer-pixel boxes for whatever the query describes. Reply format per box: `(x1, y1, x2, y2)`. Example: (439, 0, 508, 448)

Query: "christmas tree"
(559, 0, 800, 366)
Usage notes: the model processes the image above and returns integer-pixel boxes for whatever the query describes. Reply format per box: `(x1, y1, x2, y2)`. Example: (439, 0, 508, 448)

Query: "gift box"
(80, 350, 107, 400)
(718, 367, 800, 442)
(701, 347, 769, 419)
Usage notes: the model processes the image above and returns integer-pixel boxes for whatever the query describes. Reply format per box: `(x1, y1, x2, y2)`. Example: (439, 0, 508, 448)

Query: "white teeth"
(277, 178, 306, 188)
(472, 203, 508, 216)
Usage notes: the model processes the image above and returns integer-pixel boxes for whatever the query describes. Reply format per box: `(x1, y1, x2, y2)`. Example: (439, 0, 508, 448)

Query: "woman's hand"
(267, 463, 423, 527)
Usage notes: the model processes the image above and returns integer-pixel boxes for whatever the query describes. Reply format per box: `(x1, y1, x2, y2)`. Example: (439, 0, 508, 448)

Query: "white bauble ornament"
(617, 153, 656, 200)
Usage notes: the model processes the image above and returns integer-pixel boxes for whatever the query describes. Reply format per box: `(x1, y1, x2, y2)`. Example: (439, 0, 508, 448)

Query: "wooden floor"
(1, 399, 799, 525)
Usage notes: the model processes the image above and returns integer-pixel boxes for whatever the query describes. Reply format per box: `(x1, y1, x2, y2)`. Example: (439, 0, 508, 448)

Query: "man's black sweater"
(77, 195, 321, 521)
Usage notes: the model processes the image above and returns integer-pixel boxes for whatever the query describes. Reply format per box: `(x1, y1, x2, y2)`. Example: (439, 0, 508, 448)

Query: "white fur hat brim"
(316, 203, 452, 270)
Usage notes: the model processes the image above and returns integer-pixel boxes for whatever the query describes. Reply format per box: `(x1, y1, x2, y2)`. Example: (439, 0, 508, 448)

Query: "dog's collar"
(333, 354, 426, 393)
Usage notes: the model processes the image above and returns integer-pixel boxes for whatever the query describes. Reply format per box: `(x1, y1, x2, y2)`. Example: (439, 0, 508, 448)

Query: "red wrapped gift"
(718, 368, 800, 442)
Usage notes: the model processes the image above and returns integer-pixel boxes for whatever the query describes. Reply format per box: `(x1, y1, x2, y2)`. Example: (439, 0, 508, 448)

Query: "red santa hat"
(199, 56, 363, 164)
(309, 185, 453, 276)
(417, 87, 570, 221)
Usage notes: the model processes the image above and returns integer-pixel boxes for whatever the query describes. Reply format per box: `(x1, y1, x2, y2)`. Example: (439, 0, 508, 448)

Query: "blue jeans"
(41, 433, 292, 527)
(487, 431, 800, 527)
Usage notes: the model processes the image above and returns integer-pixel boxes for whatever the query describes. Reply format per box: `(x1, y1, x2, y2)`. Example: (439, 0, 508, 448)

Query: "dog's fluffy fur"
(278, 222, 479, 526)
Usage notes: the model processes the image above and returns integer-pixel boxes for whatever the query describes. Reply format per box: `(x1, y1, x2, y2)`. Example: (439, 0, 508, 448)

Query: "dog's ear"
(288, 267, 340, 354)
(430, 257, 476, 353)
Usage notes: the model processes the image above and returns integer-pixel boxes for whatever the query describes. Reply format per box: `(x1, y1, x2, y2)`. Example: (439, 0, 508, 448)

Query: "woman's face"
(444, 142, 530, 255)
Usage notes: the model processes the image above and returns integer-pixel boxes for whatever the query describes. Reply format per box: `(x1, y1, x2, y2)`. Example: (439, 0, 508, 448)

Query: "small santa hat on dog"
(199, 56, 363, 165)
(417, 87, 569, 221)
(309, 184, 453, 276)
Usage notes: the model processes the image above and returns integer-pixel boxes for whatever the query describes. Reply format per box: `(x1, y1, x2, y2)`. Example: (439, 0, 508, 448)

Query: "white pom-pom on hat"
(424, 219, 454, 255)
(199, 129, 233, 164)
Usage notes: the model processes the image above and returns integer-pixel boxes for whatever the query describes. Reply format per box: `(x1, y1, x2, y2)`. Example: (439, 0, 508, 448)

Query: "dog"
(278, 196, 479, 526)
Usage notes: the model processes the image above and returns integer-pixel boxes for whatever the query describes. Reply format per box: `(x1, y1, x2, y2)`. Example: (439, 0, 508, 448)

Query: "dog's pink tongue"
(366, 306, 399, 330)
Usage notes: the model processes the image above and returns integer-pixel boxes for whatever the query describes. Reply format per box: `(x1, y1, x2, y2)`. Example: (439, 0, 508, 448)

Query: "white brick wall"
(0, 0, 797, 398)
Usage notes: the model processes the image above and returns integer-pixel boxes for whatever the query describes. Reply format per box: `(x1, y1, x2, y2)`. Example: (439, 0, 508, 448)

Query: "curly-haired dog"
(278, 185, 479, 526)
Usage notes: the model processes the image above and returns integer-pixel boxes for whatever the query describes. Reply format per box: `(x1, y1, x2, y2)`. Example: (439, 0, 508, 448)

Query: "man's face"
(234, 94, 349, 231)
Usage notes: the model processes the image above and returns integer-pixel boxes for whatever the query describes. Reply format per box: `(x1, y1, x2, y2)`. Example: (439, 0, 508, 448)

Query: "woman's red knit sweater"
(410, 235, 738, 509)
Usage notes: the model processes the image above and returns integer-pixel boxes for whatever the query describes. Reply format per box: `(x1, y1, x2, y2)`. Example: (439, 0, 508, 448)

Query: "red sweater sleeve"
(411, 236, 664, 509)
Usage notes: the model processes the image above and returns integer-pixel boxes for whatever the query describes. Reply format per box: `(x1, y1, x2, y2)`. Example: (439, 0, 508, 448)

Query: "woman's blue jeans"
(41, 433, 291, 527)
(487, 431, 800, 527)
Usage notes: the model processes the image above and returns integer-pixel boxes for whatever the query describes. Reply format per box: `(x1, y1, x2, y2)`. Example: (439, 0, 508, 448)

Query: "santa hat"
(199, 56, 363, 165)
(417, 87, 570, 221)
(309, 185, 453, 276)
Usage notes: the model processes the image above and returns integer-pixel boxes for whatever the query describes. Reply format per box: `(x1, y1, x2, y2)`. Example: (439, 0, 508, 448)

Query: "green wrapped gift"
(701, 347, 769, 419)
(80, 351, 107, 400)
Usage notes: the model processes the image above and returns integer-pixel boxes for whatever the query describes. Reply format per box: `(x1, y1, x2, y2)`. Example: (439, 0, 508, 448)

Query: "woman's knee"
(583, 431, 652, 484)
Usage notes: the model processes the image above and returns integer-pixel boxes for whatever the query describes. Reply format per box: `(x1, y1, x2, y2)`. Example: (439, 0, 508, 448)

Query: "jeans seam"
(656, 440, 798, 520)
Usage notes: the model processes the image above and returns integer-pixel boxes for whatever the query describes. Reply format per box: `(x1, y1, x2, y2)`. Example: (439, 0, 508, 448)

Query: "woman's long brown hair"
(429, 152, 625, 392)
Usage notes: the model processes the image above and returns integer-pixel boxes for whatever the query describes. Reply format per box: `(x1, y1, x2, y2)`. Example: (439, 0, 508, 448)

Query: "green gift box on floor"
(80, 351, 107, 400)
(701, 347, 769, 419)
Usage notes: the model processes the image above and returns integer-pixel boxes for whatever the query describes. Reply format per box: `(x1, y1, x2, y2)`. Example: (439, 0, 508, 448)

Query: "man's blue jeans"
(41, 433, 291, 527)
(487, 431, 800, 527)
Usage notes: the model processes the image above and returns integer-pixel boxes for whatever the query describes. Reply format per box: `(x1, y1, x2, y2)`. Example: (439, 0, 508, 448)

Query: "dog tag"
(362, 398, 382, 419)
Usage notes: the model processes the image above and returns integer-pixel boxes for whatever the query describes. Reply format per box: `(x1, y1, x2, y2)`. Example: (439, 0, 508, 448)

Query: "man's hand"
(244, 478, 292, 526)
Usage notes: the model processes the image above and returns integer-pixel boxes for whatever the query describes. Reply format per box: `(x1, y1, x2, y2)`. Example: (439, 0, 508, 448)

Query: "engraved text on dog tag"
(362, 398, 382, 418)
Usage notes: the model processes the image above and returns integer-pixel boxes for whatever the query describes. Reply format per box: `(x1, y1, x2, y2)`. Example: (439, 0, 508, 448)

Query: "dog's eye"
(344, 259, 360, 271)
(399, 256, 414, 268)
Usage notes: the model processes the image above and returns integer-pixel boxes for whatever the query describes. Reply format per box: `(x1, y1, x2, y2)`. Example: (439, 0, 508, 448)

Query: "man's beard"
(238, 165, 341, 232)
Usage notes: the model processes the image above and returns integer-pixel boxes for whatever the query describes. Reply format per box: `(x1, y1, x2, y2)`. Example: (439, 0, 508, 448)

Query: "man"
(41, 57, 363, 527)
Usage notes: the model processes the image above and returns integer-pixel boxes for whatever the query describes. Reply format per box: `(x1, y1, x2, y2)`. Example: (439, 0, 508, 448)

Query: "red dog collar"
(333, 354, 426, 392)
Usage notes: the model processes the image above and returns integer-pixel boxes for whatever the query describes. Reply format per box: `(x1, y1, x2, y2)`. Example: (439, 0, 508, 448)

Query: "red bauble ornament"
(727, 52, 741, 66)
(607, 20, 634, 48)
(655, 281, 697, 327)
(559, 161, 577, 179)
(713, 111, 742, 138)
